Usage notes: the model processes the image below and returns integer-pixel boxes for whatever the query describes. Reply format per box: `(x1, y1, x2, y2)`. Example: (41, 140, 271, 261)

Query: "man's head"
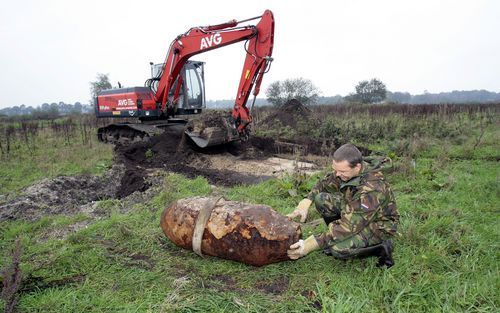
(332, 144, 363, 181)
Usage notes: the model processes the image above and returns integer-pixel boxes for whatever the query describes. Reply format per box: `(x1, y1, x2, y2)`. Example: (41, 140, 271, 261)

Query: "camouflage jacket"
(308, 157, 399, 248)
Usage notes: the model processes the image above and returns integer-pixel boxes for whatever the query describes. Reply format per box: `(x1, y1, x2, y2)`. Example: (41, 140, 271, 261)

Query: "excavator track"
(97, 117, 240, 148)
(97, 122, 182, 145)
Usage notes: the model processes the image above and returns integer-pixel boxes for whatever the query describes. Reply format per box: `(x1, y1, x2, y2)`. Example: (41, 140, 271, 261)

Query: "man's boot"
(376, 240, 394, 268)
(323, 240, 395, 268)
(322, 215, 340, 226)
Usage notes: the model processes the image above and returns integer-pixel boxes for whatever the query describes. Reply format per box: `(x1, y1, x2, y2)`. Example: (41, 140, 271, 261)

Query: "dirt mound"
(259, 99, 314, 129)
(116, 169, 151, 199)
(0, 165, 126, 221)
(282, 99, 311, 114)
(186, 110, 231, 131)
(114, 124, 275, 187)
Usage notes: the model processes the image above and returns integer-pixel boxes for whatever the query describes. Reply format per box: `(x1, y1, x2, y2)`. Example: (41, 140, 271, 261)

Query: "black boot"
(322, 214, 340, 226)
(324, 240, 395, 268)
(376, 240, 394, 268)
(323, 247, 333, 256)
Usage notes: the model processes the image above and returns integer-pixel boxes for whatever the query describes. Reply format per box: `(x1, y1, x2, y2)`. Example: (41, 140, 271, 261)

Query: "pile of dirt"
(0, 166, 170, 222)
(0, 165, 126, 221)
(116, 169, 151, 199)
(282, 99, 311, 115)
(185, 110, 231, 132)
(259, 99, 315, 129)
(114, 124, 275, 187)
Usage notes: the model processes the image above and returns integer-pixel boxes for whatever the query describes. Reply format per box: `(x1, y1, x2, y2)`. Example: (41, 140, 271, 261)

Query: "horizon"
(2, 88, 500, 111)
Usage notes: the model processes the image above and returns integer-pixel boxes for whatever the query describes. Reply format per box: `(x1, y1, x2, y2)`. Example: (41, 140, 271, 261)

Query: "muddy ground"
(0, 129, 332, 222)
(0, 100, 371, 222)
(113, 123, 333, 196)
(0, 164, 126, 221)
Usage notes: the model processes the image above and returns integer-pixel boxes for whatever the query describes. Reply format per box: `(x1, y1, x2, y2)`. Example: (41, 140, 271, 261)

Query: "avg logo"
(200, 33, 222, 50)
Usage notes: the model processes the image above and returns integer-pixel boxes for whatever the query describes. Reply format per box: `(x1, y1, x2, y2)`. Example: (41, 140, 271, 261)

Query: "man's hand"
(287, 235, 320, 260)
(286, 199, 312, 223)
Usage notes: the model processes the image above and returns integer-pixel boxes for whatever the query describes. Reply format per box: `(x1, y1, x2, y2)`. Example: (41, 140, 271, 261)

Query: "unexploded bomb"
(160, 196, 301, 266)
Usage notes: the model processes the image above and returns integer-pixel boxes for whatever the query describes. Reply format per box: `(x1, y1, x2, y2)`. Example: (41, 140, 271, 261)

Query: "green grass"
(0, 127, 113, 195)
(1, 113, 499, 312)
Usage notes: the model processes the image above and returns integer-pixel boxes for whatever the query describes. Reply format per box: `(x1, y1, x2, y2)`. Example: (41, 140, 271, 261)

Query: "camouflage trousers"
(313, 192, 383, 258)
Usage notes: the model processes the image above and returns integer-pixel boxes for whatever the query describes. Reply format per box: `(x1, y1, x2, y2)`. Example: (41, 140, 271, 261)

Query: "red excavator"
(95, 10, 274, 148)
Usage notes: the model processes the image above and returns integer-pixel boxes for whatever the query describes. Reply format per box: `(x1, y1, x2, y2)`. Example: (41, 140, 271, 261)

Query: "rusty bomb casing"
(160, 196, 301, 266)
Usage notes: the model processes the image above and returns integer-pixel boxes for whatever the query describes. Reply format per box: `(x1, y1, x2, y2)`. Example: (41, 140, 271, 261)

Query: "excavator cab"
(150, 60, 206, 115)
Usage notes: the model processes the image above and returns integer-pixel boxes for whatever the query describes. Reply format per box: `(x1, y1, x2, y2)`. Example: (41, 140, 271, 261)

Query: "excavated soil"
(0, 101, 371, 222)
(185, 110, 231, 132)
(260, 99, 314, 129)
(114, 124, 277, 192)
(0, 165, 126, 221)
(112, 115, 366, 194)
(0, 166, 166, 222)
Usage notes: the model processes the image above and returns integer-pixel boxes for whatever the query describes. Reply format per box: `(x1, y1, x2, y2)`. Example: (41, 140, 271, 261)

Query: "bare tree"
(0, 124, 4, 156)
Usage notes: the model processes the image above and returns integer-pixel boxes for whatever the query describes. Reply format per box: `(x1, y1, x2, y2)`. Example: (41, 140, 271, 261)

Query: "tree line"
(265, 77, 500, 107)
(0, 102, 94, 118)
(3, 74, 500, 118)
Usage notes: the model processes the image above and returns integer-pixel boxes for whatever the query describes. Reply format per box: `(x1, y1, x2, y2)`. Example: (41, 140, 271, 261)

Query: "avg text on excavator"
(95, 10, 274, 148)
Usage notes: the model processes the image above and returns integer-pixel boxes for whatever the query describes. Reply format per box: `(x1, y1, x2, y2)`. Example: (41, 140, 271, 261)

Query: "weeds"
(0, 115, 113, 194)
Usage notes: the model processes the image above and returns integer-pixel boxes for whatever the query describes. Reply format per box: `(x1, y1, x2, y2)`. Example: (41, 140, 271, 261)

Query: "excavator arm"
(154, 10, 274, 137)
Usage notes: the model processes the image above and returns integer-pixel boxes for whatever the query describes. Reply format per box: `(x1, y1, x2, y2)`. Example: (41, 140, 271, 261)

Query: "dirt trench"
(0, 165, 126, 221)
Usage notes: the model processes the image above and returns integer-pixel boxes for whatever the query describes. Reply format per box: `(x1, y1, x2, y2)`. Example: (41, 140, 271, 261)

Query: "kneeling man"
(287, 144, 399, 267)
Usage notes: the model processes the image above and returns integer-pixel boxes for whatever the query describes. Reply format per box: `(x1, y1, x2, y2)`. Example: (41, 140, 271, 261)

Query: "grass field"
(0, 118, 113, 195)
(1, 105, 499, 312)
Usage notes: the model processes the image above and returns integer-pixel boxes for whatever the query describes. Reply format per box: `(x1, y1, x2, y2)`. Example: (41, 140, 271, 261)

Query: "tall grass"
(0, 115, 113, 194)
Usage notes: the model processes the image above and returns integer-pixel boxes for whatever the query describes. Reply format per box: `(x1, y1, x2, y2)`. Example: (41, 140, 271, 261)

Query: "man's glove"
(286, 199, 312, 223)
(287, 235, 320, 260)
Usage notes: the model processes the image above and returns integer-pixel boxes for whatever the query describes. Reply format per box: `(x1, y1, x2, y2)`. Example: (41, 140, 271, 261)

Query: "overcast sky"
(1, 0, 499, 108)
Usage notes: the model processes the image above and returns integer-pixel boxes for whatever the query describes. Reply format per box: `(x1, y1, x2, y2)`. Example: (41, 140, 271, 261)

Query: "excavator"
(95, 10, 274, 148)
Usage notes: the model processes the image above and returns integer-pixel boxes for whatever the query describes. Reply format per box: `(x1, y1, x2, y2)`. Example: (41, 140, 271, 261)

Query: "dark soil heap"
(113, 124, 275, 193)
(0, 165, 126, 221)
(282, 98, 311, 115)
(185, 110, 231, 133)
(255, 99, 371, 156)
(113, 104, 371, 191)
(260, 99, 314, 129)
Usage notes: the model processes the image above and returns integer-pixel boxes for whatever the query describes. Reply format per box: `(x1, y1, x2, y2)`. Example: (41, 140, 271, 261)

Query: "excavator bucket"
(184, 114, 240, 148)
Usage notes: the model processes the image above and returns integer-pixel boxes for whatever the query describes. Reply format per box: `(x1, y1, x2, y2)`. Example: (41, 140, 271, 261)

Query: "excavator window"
(185, 66, 202, 108)
(151, 61, 205, 111)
